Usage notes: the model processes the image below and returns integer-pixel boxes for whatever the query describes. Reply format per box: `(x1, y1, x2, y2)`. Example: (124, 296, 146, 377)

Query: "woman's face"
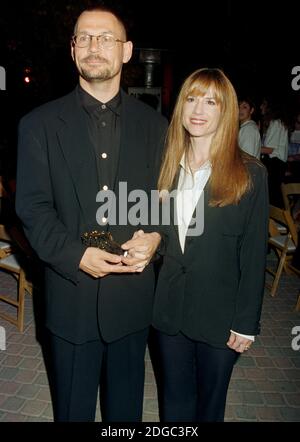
(182, 88, 221, 140)
(239, 101, 254, 124)
(260, 100, 268, 116)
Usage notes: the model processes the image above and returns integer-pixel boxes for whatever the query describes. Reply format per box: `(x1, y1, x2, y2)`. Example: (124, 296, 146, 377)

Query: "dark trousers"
(154, 331, 238, 422)
(43, 327, 149, 422)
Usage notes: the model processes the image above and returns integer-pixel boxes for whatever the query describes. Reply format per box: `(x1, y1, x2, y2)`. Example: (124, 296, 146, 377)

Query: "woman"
(238, 97, 261, 159)
(260, 97, 288, 207)
(153, 68, 269, 422)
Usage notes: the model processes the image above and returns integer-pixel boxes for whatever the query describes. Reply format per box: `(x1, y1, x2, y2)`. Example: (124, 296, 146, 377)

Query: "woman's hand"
(121, 230, 161, 272)
(79, 247, 137, 278)
(227, 331, 253, 353)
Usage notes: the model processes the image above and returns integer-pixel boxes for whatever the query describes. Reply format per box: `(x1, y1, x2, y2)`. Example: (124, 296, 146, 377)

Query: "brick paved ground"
(0, 264, 299, 422)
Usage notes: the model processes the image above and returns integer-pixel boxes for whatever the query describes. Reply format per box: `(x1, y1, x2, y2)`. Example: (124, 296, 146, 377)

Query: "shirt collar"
(179, 154, 211, 174)
(77, 84, 121, 116)
(240, 119, 255, 128)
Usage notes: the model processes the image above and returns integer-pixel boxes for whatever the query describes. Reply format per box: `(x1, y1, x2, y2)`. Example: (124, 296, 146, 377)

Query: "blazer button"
(182, 266, 187, 274)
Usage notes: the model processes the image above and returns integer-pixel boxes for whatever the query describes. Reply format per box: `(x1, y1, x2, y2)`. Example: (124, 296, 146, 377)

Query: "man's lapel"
(56, 90, 99, 229)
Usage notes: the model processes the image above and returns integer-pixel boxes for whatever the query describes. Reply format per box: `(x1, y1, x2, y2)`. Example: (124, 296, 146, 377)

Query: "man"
(238, 97, 261, 158)
(16, 6, 167, 422)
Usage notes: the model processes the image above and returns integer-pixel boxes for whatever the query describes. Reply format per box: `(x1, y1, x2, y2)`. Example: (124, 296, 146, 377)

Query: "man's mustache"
(82, 56, 108, 63)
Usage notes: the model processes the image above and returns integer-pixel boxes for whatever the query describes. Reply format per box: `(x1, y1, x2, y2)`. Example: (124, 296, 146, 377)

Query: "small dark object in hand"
(81, 231, 125, 256)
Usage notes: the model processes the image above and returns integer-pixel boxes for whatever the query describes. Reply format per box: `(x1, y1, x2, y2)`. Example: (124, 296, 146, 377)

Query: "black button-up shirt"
(77, 85, 121, 194)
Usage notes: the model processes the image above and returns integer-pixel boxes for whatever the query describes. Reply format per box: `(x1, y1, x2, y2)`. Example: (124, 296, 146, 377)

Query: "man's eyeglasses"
(72, 33, 126, 49)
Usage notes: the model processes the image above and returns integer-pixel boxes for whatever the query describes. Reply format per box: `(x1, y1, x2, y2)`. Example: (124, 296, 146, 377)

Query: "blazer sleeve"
(143, 115, 168, 241)
(231, 164, 269, 335)
(15, 119, 86, 284)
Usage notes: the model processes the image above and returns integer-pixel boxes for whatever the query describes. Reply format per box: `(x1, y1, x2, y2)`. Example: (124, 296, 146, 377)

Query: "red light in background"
(23, 67, 32, 85)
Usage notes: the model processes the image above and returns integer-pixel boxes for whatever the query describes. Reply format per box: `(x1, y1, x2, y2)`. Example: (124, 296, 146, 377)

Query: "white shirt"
(263, 119, 288, 162)
(239, 120, 261, 159)
(176, 157, 211, 253)
(176, 156, 254, 342)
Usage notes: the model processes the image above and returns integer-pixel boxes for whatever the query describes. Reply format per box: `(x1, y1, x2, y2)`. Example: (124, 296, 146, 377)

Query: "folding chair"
(281, 182, 300, 212)
(0, 175, 35, 331)
(266, 205, 296, 297)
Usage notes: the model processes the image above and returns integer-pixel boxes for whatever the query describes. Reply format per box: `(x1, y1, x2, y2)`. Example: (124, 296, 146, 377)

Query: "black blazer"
(16, 88, 167, 344)
(153, 161, 269, 348)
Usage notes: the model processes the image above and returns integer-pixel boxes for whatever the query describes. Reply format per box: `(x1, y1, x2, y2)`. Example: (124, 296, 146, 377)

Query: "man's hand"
(227, 332, 253, 353)
(121, 230, 161, 272)
(79, 247, 137, 278)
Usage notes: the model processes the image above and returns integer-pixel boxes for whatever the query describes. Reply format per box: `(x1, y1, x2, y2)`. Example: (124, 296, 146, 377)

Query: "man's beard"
(80, 66, 112, 81)
(78, 56, 113, 81)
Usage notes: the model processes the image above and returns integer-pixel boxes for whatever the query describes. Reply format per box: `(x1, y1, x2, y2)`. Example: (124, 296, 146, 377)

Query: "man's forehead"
(77, 11, 122, 32)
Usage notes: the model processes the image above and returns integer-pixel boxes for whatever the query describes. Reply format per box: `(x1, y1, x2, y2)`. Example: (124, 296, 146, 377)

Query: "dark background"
(0, 0, 299, 175)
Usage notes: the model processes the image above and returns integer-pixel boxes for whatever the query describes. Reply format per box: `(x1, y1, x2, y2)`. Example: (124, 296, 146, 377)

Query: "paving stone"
(277, 320, 297, 328)
(276, 336, 295, 347)
(224, 404, 237, 421)
(281, 347, 300, 358)
(249, 347, 267, 357)
(24, 325, 36, 336)
(17, 384, 40, 399)
(2, 355, 23, 368)
(36, 360, 47, 372)
(143, 412, 159, 422)
(242, 391, 264, 405)
(144, 384, 158, 399)
(256, 406, 282, 421)
(279, 407, 300, 421)
(1, 396, 25, 412)
(19, 357, 41, 370)
(21, 335, 39, 346)
(41, 403, 53, 420)
(0, 381, 21, 395)
(21, 399, 48, 417)
(271, 380, 298, 393)
(0, 394, 8, 407)
(226, 390, 243, 405)
(272, 328, 292, 337)
(143, 398, 159, 414)
(264, 368, 286, 380)
(20, 346, 41, 357)
(36, 386, 51, 402)
(9, 334, 24, 344)
(28, 416, 52, 422)
(255, 357, 275, 368)
(263, 393, 287, 406)
(235, 405, 258, 421)
(236, 356, 256, 368)
(284, 393, 300, 407)
(34, 373, 49, 386)
(144, 370, 156, 384)
(260, 327, 274, 337)
(230, 379, 256, 391)
(231, 366, 246, 379)
(291, 358, 300, 369)
(5, 344, 23, 355)
(246, 368, 268, 380)
(0, 367, 19, 381)
(282, 369, 300, 381)
(272, 357, 294, 369)
(14, 369, 38, 384)
(259, 337, 279, 347)
(1, 412, 28, 422)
